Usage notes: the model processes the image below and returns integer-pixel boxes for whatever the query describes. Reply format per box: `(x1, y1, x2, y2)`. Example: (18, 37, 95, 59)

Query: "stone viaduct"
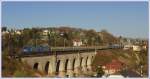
(20, 46, 109, 77)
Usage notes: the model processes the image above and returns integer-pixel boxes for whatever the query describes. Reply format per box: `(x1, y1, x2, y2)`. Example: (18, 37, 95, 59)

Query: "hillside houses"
(2, 26, 148, 48)
(119, 37, 148, 51)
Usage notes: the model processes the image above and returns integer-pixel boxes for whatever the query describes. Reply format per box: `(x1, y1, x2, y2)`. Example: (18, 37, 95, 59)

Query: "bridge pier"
(58, 60, 65, 77)
(74, 58, 80, 76)
(66, 59, 74, 77)
(37, 62, 43, 72)
(81, 57, 88, 73)
(51, 56, 57, 76)
(87, 56, 92, 71)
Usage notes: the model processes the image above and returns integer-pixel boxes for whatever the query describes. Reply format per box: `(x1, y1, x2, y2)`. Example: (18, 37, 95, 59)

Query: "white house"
(15, 30, 22, 35)
(123, 44, 133, 50)
(41, 30, 49, 40)
(142, 45, 147, 50)
(73, 39, 82, 46)
(102, 60, 123, 75)
(133, 45, 142, 52)
(42, 30, 49, 36)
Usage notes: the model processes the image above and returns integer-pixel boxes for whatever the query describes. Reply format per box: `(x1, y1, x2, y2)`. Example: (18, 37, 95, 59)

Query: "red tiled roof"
(104, 60, 123, 70)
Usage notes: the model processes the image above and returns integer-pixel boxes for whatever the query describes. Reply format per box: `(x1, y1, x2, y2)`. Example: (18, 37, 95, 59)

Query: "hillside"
(92, 49, 148, 77)
(98, 30, 119, 45)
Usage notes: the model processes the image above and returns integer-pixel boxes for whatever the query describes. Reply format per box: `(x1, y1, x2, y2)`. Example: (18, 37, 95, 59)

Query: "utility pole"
(60, 32, 66, 47)
(63, 37, 65, 47)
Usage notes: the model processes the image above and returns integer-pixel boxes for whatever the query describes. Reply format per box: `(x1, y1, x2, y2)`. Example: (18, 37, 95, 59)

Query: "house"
(102, 60, 124, 75)
(132, 45, 142, 52)
(73, 39, 82, 46)
(2, 31, 9, 35)
(41, 29, 49, 40)
(2, 31, 10, 40)
(142, 45, 147, 50)
(42, 29, 49, 36)
(123, 44, 133, 50)
(15, 30, 22, 35)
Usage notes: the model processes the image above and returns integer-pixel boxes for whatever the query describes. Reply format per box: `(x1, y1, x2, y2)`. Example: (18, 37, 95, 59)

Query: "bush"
(2, 53, 35, 77)
(13, 70, 32, 77)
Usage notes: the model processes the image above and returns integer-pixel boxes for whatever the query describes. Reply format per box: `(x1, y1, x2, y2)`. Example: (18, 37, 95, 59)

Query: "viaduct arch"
(21, 51, 96, 77)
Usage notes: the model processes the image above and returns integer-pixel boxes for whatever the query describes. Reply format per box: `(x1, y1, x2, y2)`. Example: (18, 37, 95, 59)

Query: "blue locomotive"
(22, 45, 50, 55)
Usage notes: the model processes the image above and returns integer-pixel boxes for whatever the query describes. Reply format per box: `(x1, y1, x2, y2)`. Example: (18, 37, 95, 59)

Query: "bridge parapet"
(50, 46, 108, 52)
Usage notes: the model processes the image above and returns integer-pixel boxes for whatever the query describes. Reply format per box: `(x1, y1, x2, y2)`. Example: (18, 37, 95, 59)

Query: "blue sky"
(2, 2, 148, 39)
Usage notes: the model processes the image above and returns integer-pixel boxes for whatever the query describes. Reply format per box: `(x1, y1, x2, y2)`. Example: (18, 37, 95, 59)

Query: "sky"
(2, 2, 149, 39)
